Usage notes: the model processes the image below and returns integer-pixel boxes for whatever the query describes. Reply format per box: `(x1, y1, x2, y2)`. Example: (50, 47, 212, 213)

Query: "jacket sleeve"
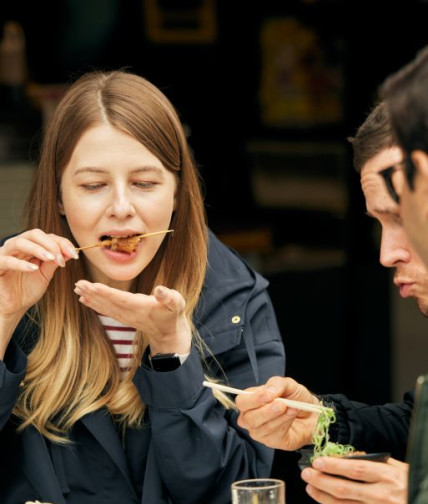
(320, 391, 413, 460)
(134, 285, 285, 504)
(0, 340, 27, 430)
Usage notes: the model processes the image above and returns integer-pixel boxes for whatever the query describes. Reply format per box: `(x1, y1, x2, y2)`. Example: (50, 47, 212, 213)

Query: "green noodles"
(311, 405, 355, 461)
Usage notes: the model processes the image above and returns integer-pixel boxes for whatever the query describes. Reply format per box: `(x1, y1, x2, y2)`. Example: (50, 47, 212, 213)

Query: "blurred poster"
(260, 17, 345, 128)
(144, 0, 217, 44)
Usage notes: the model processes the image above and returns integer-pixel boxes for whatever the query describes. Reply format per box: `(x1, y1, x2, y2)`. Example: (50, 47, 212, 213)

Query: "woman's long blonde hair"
(15, 71, 208, 441)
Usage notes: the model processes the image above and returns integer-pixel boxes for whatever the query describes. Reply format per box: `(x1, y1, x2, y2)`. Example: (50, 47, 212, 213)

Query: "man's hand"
(301, 456, 408, 503)
(236, 376, 321, 450)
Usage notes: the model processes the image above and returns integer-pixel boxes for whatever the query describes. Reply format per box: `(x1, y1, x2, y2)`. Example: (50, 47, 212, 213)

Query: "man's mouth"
(397, 282, 414, 298)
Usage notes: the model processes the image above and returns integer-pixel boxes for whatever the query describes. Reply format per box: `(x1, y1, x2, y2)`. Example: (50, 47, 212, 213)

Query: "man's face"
(361, 146, 428, 316)
(400, 150, 428, 271)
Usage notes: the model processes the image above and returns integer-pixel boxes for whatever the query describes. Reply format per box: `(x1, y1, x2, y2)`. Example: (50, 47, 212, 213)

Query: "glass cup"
(231, 478, 285, 504)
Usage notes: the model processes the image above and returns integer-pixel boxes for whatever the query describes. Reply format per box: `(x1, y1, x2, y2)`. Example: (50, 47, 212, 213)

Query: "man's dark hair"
(380, 45, 428, 186)
(348, 101, 395, 173)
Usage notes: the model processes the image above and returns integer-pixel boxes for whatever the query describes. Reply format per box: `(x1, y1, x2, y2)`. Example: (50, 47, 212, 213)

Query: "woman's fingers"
(1, 230, 78, 268)
(0, 255, 40, 274)
(73, 281, 190, 344)
(153, 286, 185, 313)
(74, 282, 181, 318)
(74, 281, 143, 322)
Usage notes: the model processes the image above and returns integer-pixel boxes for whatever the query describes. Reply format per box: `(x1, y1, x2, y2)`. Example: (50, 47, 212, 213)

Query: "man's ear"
(411, 150, 428, 178)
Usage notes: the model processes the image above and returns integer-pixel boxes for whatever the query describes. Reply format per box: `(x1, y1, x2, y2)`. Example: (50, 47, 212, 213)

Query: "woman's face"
(59, 124, 177, 290)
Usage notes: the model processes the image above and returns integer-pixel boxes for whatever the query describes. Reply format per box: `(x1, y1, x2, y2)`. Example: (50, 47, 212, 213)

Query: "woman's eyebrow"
(131, 166, 165, 175)
(73, 165, 165, 176)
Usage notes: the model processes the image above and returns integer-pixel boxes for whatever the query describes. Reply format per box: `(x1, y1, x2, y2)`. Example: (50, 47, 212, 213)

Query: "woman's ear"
(57, 199, 65, 216)
(173, 176, 179, 211)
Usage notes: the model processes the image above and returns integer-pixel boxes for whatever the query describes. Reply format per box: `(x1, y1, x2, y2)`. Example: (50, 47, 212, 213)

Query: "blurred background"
(0, 0, 427, 498)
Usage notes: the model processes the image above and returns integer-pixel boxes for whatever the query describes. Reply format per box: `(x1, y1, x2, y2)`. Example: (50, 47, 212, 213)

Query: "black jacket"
(322, 391, 414, 460)
(0, 230, 286, 504)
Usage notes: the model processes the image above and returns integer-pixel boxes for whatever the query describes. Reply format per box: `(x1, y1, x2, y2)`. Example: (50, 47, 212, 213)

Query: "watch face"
(150, 353, 181, 372)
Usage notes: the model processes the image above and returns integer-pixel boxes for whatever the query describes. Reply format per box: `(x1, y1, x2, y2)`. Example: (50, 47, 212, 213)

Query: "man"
(378, 44, 428, 504)
(380, 45, 428, 270)
(236, 102, 426, 503)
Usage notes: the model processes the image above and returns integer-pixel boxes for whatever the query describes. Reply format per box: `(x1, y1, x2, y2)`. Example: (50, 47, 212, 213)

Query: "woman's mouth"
(100, 234, 141, 254)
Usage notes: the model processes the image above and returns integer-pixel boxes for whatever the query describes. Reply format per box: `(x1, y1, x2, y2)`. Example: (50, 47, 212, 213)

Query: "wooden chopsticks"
(202, 381, 331, 414)
(75, 229, 174, 252)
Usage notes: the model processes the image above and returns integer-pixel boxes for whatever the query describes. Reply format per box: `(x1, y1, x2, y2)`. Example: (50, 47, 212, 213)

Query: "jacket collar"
(81, 409, 135, 492)
(21, 426, 66, 504)
(21, 411, 135, 501)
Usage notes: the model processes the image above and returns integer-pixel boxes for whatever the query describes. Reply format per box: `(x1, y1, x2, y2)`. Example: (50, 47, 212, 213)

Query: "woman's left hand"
(74, 280, 191, 355)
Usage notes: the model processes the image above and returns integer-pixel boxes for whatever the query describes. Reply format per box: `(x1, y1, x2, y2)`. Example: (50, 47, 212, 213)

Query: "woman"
(0, 70, 285, 504)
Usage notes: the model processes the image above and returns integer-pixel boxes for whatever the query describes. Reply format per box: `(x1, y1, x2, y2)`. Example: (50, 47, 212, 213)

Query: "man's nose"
(379, 230, 411, 268)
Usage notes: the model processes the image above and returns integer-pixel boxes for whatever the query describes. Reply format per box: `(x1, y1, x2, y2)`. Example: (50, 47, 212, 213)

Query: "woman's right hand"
(236, 376, 321, 451)
(0, 229, 78, 321)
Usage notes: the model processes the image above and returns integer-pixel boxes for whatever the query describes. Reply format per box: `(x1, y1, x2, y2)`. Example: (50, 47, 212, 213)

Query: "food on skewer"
(101, 234, 142, 253)
(75, 229, 173, 253)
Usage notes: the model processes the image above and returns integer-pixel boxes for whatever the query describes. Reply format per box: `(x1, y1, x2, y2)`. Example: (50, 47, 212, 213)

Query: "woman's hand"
(0, 229, 78, 317)
(0, 229, 78, 356)
(301, 456, 408, 503)
(236, 376, 321, 450)
(74, 281, 192, 355)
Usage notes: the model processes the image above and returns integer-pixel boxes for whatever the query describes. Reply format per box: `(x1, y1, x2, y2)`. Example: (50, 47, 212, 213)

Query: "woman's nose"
(107, 188, 136, 219)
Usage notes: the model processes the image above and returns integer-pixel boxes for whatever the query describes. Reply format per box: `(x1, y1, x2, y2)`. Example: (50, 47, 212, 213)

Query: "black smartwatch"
(149, 352, 182, 372)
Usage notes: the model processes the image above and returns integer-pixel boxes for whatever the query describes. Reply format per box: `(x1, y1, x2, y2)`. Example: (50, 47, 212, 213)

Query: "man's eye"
(392, 214, 403, 225)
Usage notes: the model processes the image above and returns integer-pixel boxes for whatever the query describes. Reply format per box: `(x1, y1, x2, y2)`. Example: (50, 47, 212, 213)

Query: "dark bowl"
(297, 448, 390, 472)
(344, 452, 390, 463)
(297, 448, 316, 471)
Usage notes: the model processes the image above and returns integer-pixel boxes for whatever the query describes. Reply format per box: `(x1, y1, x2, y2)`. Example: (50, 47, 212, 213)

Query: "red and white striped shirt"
(99, 315, 137, 376)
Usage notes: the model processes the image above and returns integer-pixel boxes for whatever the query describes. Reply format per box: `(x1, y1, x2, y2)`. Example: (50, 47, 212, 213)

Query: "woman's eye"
(134, 181, 156, 189)
(81, 183, 105, 191)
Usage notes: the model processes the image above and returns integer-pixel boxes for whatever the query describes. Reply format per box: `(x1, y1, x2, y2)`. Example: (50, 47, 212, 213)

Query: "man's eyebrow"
(73, 166, 164, 176)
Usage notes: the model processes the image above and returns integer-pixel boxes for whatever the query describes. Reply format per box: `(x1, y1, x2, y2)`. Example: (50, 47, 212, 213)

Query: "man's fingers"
(235, 387, 277, 412)
(302, 467, 373, 502)
(255, 412, 298, 446)
(237, 395, 297, 431)
(305, 484, 353, 504)
(312, 457, 394, 484)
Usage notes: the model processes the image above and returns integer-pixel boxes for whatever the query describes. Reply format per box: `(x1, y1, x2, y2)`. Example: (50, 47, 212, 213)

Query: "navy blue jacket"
(0, 231, 286, 504)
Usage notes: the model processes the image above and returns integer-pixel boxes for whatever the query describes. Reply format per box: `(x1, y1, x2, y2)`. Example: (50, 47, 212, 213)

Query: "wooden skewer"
(202, 381, 331, 414)
(75, 229, 174, 252)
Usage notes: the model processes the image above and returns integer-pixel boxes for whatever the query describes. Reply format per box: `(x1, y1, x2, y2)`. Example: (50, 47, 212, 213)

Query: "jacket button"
(231, 315, 241, 324)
